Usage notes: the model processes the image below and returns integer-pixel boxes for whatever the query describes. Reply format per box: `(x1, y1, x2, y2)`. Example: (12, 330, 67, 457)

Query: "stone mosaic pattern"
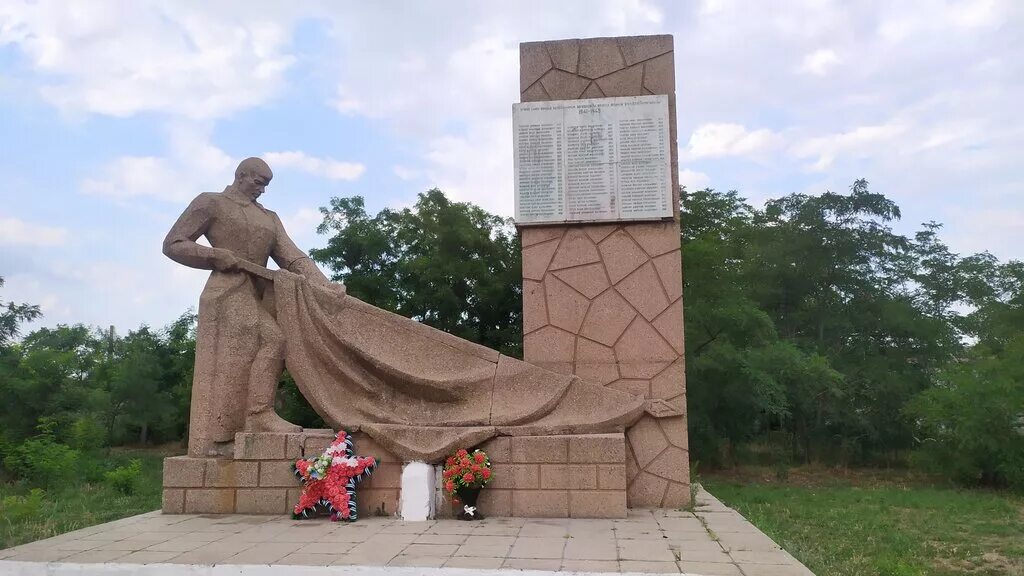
(0, 490, 814, 574)
(520, 33, 689, 509)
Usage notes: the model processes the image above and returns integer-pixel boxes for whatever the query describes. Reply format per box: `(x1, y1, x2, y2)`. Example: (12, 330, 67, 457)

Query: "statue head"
(233, 157, 273, 201)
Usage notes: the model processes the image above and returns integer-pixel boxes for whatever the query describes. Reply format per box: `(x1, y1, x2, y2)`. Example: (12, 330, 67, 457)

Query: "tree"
(0, 276, 41, 346)
(311, 189, 523, 355)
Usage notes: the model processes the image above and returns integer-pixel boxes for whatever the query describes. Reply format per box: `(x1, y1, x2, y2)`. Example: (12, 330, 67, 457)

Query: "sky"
(1, 0, 1022, 334)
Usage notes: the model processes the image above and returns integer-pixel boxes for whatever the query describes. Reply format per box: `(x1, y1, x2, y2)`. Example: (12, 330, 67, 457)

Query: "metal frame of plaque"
(513, 95, 672, 226)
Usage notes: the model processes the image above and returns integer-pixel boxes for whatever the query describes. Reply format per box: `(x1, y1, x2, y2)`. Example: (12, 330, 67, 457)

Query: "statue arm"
(270, 213, 345, 293)
(162, 194, 236, 271)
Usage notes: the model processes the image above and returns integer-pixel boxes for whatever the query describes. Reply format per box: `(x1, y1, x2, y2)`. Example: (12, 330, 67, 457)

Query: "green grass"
(703, 469, 1024, 576)
(0, 448, 169, 549)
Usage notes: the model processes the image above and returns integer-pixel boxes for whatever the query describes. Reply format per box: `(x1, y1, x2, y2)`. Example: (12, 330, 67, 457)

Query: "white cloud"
(325, 1, 664, 212)
(798, 48, 840, 75)
(0, 216, 68, 247)
(424, 118, 513, 216)
(81, 124, 234, 202)
(877, 0, 1004, 42)
(679, 169, 711, 191)
(0, 1, 304, 119)
(791, 123, 905, 171)
(685, 123, 781, 159)
(263, 151, 365, 181)
(392, 165, 421, 181)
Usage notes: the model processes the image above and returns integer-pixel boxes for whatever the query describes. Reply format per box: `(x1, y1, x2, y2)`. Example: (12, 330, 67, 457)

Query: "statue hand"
(210, 249, 240, 272)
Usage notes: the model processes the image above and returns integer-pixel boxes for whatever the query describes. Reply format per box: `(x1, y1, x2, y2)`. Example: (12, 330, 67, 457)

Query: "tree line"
(1, 183, 1021, 490)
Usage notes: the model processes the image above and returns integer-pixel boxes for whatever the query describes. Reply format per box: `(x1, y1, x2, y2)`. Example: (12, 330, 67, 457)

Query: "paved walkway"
(0, 489, 813, 575)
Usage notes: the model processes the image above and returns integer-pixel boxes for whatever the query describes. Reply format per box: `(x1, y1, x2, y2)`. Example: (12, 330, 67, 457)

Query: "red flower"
(445, 480, 455, 492)
(461, 458, 471, 466)
(446, 457, 456, 466)
(457, 449, 468, 457)
(481, 468, 491, 480)
(471, 464, 481, 473)
(474, 452, 485, 463)
(462, 472, 474, 483)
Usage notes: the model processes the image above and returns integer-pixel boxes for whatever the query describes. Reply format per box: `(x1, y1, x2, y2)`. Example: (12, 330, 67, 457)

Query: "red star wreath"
(292, 430, 376, 521)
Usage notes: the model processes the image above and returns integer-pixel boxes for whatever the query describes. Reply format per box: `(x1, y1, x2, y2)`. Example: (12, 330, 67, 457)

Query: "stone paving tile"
(508, 536, 567, 559)
(678, 548, 734, 563)
(453, 543, 512, 557)
(716, 531, 782, 552)
(413, 533, 467, 544)
(738, 563, 816, 576)
(678, 560, 744, 575)
(426, 521, 476, 535)
(618, 538, 676, 562)
(401, 543, 458, 556)
(665, 529, 718, 542)
(166, 540, 256, 564)
(380, 521, 434, 534)
(471, 523, 521, 536)
(94, 540, 154, 552)
(562, 559, 621, 572)
(334, 540, 407, 565)
(503, 557, 563, 570)
(667, 539, 729, 554)
(295, 542, 355, 555)
(464, 534, 516, 547)
(5, 549, 78, 562)
(619, 560, 680, 573)
(277, 552, 344, 565)
(142, 538, 208, 553)
(564, 537, 618, 560)
(730, 549, 801, 565)
(443, 555, 506, 569)
(222, 542, 303, 564)
(52, 539, 105, 551)
(117, 550, 181, 564)
(658, 517, 707, 532)
(519, 520, 570, 538)
(172, 531, 231, 542)
(388, 554, 447, 567)
(61, 549, 131, 563)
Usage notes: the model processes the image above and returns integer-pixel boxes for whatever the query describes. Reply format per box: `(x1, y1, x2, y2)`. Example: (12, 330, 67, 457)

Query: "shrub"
(0, 488, 45, 523)
(3, 437, 80, 486)
(104, 459, 142, 495)
(68, 417, 107, 451)
(907, 356, 1024, 490)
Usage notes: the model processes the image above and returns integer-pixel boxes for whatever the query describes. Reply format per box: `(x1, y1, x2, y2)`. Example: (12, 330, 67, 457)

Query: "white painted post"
(399, 462, 435, 521)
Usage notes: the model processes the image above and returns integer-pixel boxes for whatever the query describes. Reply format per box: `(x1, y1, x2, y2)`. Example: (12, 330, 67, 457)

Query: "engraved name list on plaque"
(513, 95, 672, 225)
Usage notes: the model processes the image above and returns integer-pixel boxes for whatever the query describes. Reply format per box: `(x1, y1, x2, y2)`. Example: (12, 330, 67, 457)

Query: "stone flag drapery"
(273, 270, 645, 461)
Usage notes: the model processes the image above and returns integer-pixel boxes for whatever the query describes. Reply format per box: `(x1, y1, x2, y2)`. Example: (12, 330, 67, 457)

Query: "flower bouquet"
(442, 448, 491, 520)
(292, 430, 376, 521)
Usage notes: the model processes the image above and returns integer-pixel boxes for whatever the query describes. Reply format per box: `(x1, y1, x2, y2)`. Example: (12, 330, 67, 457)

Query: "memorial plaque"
(513, 95, 672, 225)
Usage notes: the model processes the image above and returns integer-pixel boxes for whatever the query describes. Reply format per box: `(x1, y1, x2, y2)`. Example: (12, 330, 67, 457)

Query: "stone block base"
(474, 433, 627, 518)
(163, 431, 627, 518)
(162, 430, 400, 517)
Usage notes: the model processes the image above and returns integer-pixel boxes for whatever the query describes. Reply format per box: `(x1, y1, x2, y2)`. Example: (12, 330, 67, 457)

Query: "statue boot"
(244, 354, 302, 434)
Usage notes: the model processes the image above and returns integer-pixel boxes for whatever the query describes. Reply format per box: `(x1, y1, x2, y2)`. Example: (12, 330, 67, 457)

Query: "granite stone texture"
(519, 35, 690, 508)
(165, 157, 647, 464)
(167, 431, 627, 518)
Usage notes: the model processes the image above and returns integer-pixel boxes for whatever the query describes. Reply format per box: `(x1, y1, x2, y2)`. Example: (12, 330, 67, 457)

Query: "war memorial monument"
(156, 34, 689, 520)
(0, 34, 816, 575)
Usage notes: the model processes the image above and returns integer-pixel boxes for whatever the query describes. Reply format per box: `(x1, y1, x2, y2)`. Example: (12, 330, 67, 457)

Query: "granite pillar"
(518, 35, 690, 507)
